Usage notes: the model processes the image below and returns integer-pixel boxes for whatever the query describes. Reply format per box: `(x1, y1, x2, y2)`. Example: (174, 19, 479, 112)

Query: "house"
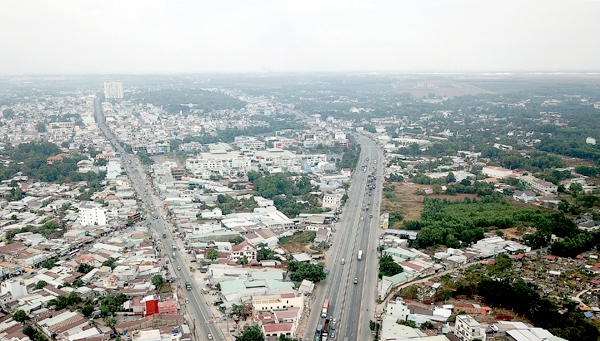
(512, 190, 536, 203)
(229, 241, 257, 262)
(455, 314, 486, 341)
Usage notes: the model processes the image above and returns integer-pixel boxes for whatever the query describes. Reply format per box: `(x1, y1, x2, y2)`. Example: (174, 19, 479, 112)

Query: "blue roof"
(584, 312, 593, 318)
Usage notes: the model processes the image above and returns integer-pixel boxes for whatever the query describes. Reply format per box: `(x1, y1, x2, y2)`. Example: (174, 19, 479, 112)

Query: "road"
(303, 134, 385, 341)
(93, 97, 225, 341)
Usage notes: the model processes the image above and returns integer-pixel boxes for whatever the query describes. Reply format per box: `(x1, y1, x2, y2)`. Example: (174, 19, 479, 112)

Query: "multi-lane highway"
(93, 97, 225, 341)
(304, 134, 384, 341)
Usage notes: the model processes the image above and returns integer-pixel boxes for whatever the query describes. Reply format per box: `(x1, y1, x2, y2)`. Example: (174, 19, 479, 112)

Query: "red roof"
(516, 253, 526, 259)
(543, 255, 557, 261)
(576, 254, 585, 259)
(263, 323, 293, 332)
(590, 279, 600, 285)
(280, 293, 295, 298)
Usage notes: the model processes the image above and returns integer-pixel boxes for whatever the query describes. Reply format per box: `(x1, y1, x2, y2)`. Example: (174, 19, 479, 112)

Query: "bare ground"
(381, 182, 479, 228)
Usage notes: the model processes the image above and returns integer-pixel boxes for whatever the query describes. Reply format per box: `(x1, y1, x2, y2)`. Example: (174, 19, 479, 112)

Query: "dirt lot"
(381, 182, 478, 228)
(279, 231, 317, 254)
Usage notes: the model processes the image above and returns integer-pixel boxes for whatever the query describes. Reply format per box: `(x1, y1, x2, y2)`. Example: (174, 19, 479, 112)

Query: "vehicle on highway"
(185, 298, 189, 303)
(358, 249, 363, 260)
(354, 277, 358, 284)
(341, 258, 345, 265)
(369, 214, 373, 218)
(185, 282, 191, 290)
(207, 333, 213, 340)
(177, 266, 181, 271)
(323, 318, 331, 338)
(172, 252, 175, 258)
(329, 331, 335, 339)
(316, 324, 323, 338)
(162, 233, 166, 238)
(321, 299, 329, 318)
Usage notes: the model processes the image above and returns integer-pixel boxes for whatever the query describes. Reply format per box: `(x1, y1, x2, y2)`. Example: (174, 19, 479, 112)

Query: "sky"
(1, 0, 600, 74)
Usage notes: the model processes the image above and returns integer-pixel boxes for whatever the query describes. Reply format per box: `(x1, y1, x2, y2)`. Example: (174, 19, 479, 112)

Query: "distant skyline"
(1, 0, 600, 75)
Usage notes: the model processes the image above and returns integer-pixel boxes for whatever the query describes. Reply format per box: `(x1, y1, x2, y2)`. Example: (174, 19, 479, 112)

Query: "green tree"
(379, 254, 404, 278)
(72, 279, 83, 288)
(35, 280, 48, 289)
(237, 256, 249, 265)
(229, 236, 244, 245)
(288, 261, 327, 283)
(256, 246, 276, 261)
(81, 304, 95, 318)
(35, 121, 47, 132)
(102, 257, 117, 269)
(68, 291, 81, 306)
(13, 309, 29, 322)
(104, 316, 117, 333)
(151, 275, 164, 288)
(235, 324, 265, 341)
(78, 263, 94, 274)
(206, 249, 219, 261)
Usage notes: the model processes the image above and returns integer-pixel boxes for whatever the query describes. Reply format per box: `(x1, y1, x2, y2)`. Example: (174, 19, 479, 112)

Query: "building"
(79, 205, 108, 226)
(229, 240, 257, 262)
(386, 297, 409, 321)
(0, 279, 27, 301)
(519, 175, 558, 194)
(481, 166, 513, 179)
(322, 193, 343, 209)
(512, 190, 536, 203)
(455, 314, 486, 341)
(104, 81, 124, 99)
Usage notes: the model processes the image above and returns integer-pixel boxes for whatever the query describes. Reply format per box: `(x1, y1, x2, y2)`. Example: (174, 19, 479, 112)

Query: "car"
(354, 277, 358, 284)
(207, 334, 213, 340)
(185, 298, 189, 303)
(329, 331, 335, 339)
(177, 266, 181, 271)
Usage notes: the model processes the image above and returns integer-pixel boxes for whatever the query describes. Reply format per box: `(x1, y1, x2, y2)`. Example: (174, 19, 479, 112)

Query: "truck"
(323, 318, 331, 338)
(321, 299, 329, 318)
(358, 249, 363, 260)
(316, 324, 323, 339)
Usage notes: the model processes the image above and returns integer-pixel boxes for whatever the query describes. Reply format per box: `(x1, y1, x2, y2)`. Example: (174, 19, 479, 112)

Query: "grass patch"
(279, 231, 316, 246)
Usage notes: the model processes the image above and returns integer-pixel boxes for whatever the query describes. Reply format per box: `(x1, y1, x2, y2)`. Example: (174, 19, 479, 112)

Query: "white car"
(207, 334, 213, 340)
(177, 266, 181, 271)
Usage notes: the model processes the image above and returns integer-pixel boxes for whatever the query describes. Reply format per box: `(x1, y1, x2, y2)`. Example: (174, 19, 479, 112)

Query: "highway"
(303, 134, 384, 341)
(93, 97, 225, 341)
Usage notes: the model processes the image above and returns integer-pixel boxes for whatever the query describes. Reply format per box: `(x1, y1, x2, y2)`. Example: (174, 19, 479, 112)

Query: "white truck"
(358, 249, 363, 260)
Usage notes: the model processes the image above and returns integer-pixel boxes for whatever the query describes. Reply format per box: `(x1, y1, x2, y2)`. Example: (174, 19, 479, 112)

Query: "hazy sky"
(1, 0, 599, 74)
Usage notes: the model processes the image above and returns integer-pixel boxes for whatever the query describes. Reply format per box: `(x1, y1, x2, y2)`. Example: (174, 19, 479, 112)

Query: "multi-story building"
(386, 297, 409, 321)
(455, 314, 486, 341)
(519, 175, 558, 193)
(229, 240, 257, 262)
(104, 81, 124, 99)
(78, 205, 108, 226)
(322, 193, 343, 209)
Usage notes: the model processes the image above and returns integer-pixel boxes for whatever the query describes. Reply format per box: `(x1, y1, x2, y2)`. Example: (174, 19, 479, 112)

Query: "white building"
(481, 166, 514, 179)
(254, 196, 274, 207)
(455, 314, 486, 341)
(104, 81, 124, 99)
(322, 193, 343, 209)
(519, 175, 558, 193)
(386, 297, 409, 321)
(0, 279, 27, 301)
(78, 205, 108, 226)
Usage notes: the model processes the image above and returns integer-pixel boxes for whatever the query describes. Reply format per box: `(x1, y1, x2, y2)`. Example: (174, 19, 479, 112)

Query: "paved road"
(303, 134, 384, 341)
(93, 97, 225, 341)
